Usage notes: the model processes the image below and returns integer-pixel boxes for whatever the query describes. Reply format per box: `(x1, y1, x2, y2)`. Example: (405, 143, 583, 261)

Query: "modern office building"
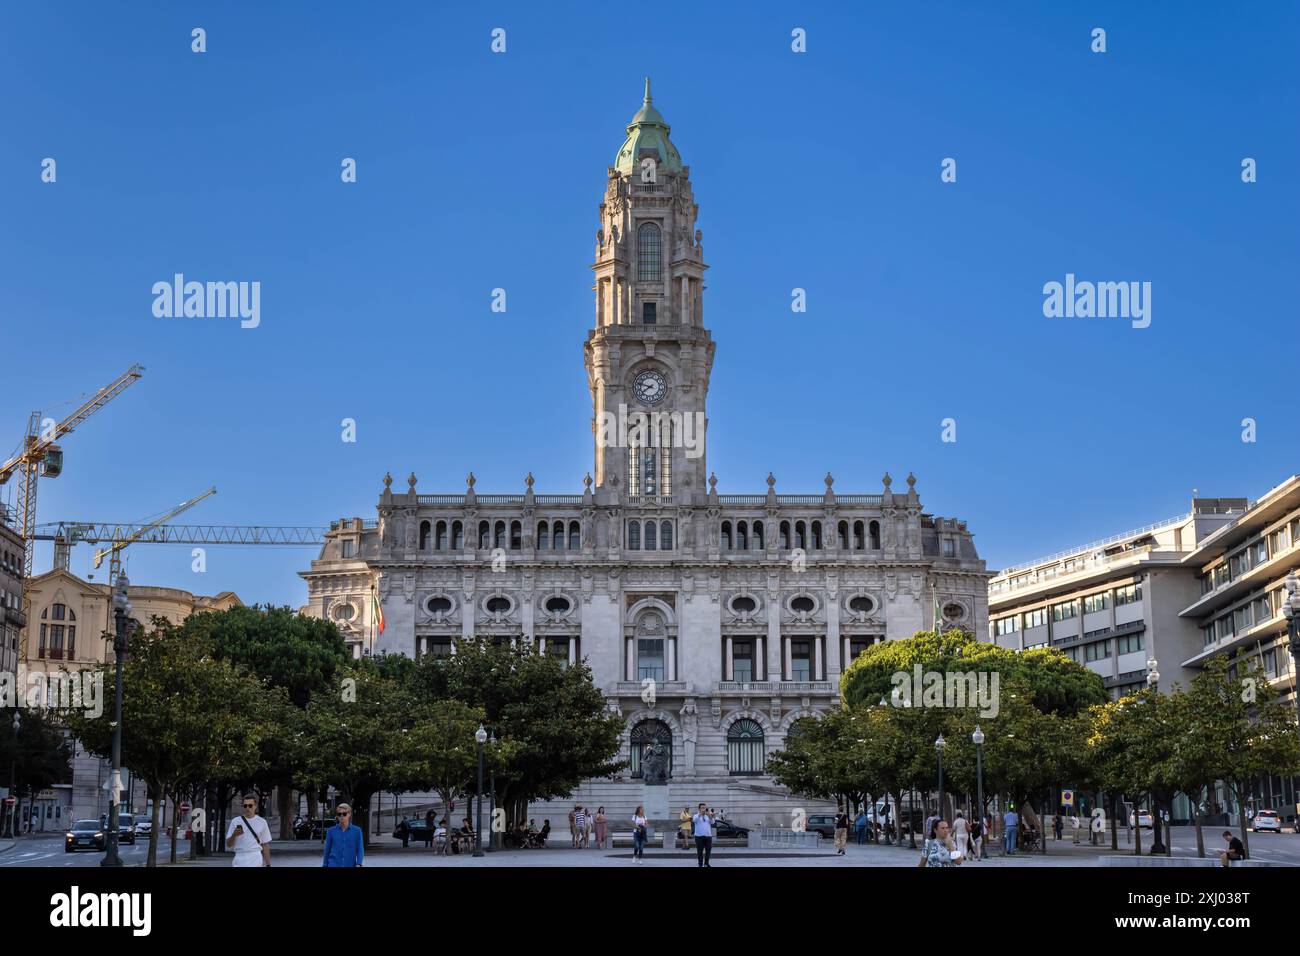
(988, 500, 1245, 698)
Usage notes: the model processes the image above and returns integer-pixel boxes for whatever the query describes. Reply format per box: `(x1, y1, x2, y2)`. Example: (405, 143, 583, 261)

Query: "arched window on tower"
(720, 521, 732, 551)
(435, 520, 448, 550)
(794, 521, 806, 550)
(510, 521, 522, 550)
(494, 521, 506, 549)
(638, 222, 662, 282)
(645, 520, 657, 551)
(419, 520, 431, 551)
(553, 520, 565, 550)
(853, 520, 865, 551)
(537, 521, 550, 550)
(660, 520, 673, 550)
(479, 520, 490, 549)
(811, 520, 822, 550)
(451, 521, 463, 550)
(736, 521, 748, 551)
(838, 520, 849, 550)
(753, 520, 765, 549)
(627, 520, 640, 550)
(569, 521, 581, 550)
(779, 521, 790, 550)
(869, 520, 882, 549)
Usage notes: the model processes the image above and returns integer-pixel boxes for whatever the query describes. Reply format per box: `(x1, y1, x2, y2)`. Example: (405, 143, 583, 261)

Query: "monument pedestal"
(644, 785, 669, 825)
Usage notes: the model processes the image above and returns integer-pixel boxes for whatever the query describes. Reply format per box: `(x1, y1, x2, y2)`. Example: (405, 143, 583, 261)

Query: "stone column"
(783, 639, 792, 683)
(768, 615, 782, 682)
(626, 635, 635, 681)
(568, 639, 576, 667)
(756, 636, 764, 681)
(814, 637, 824, 682)
(666, 639, 676, 682)
(725, 636, 734, 681)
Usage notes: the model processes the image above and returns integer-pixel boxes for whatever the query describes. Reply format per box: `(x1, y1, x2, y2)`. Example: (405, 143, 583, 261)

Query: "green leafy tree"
(0, 706, 73, 831)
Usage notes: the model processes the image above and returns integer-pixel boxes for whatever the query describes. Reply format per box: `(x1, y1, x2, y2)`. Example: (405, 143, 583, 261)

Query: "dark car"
(393, 817, 434, 843)
(117, 813, 137, 845)
(805, 814, 837, 839)
(712, 820, 749, 840)
(65, 819, 106, 853)
(294, 818, 333, 840)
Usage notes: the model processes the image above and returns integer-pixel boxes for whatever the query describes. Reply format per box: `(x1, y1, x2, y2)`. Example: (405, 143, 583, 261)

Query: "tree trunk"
(168, 790, 179, 864)
(146, 782, 162, 867)
(1133, 796, 1143, 855)
(1192, 788, 1205, 858)
(1235, 785, 1251, 859)
(1109, 794, 1118, 851)
(277, 779, 293, 840)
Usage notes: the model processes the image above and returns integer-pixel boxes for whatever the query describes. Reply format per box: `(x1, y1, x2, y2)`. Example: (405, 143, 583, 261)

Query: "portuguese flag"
(371, 586, 385, 634)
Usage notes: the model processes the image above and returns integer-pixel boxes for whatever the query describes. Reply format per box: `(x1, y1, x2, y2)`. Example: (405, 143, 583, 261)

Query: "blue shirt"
(322, 823, 364, 867)
(1004, 811, 1018, 829)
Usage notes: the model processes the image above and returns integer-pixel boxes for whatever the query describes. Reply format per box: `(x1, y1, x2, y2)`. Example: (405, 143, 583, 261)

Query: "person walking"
(224, 793, 272, 868)
(833, 806, 850, 856)
(322, 803, 364, 867)
(1003, 806, 1019, 855)
(854, 808, 868, 846)
(569, 806, 578, 847)
(594, 807, 607, 849)
(952, 811, 970, 857)
(1053, 813, 1063, 841)
(692, 803, 716, 867)
(574, 805, 588, 849)
(969, 812, 983, 860)
(631, 806, 648, 864)
(678, 806, 692, 849)
(425, 808, 436, 848)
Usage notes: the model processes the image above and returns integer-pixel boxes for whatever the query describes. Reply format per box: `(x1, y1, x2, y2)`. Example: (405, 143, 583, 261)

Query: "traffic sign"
(1061, 790, 1075, 808)
(3, 797, 14, 807)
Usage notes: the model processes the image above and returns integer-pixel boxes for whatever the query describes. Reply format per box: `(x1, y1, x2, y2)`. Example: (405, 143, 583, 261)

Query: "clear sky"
(1, 1, 1296, 606)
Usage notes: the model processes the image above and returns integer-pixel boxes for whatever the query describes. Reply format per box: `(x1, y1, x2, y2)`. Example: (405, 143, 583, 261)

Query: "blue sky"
(1, 1, 1296, 606)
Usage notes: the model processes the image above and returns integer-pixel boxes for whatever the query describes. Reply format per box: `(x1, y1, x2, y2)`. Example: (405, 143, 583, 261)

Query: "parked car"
(117, 813, 137, 845)
(393, 817, 434, 843)
(65, 819, 106, 853)
(294, 817, 332, 840)
(1129, 811, 1153, 829)
(1253, 810, 1282, 833)
(805, 815, 837, 839)
(712, 820, 749, 840)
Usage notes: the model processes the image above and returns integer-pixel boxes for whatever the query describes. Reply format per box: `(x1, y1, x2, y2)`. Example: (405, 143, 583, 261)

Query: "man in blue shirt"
(692, 803, 716, 868)
(1003, 807, 1019, 855)
(323, 803, 364, 867)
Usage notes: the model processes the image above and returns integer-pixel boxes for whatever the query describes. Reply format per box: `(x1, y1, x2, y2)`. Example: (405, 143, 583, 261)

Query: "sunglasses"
(243, 804, 256, 809)
(336, 812, 350, 817)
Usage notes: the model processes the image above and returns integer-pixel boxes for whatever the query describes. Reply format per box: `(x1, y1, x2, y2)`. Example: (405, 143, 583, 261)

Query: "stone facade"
(300, 82, 990, 827)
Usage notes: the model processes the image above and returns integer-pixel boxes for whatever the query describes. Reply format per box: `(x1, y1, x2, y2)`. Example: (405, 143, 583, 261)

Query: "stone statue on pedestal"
(642, 740, 669, 785)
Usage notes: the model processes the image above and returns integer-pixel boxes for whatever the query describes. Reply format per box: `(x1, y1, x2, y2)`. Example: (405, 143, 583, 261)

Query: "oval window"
(545, 596, 571, 614)
(332, 603, 356, 621)
(732, 596, 757, 614)
(943, 602, 965, 621)
(427, 597, 453, 614)
(849, 596, 873, 614)
(791, 596, 815, 614)
(486, 597, 511, 614)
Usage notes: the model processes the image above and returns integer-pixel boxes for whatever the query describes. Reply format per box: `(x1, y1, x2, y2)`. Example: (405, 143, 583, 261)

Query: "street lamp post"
(1145, 659, 1167, 855)
(1281, 573, 1300, 760)
(102, 573, 133, 868)
(4, 711, 19, 839)
(485, 732, 496, 853)
(935, 734, 946, 824)
(973, 725, 987, 859)
(473, 724, 487, 858)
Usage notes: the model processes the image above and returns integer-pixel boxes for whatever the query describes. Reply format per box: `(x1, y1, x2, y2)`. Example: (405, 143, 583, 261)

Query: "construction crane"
(0, 364, 144, 658)
(90, 486, 218, 587)
(38, 520, 327, 571)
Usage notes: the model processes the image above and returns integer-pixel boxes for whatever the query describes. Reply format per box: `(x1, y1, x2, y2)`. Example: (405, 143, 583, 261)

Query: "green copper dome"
(614, 77, 683, 175)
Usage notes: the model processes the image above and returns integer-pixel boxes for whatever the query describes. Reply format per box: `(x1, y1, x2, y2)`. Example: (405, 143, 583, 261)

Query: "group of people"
(567, 805, 608, 848)
(224, 793, 364, 867)
(632, 803, 717, 866)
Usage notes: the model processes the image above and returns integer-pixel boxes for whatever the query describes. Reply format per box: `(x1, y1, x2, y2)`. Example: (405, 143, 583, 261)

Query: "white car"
(135, 817, 153, 835)
(1129, 811, 1153, 829)
(1253, 810, 1282, 833)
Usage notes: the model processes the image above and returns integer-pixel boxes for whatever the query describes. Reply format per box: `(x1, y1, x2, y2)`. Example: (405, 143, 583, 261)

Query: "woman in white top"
(951, 811, 970, 860)
(631, 806, 649, 864)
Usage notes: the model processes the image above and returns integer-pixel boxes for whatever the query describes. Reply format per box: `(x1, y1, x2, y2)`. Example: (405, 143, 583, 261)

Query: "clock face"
(633, 370, 668, 405)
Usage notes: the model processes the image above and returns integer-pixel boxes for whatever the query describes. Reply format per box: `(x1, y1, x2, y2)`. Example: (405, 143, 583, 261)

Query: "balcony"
(4, 606, 26, 628)
(611, 681, 691, 697)
(716, 681, 835, 695)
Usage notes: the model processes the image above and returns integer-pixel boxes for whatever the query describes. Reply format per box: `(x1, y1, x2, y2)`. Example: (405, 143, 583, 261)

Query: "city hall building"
(301, 82, 990, 826)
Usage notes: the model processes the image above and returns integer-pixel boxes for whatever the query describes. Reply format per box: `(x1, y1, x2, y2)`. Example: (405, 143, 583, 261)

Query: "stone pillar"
(725, 636, 734, 681)
(666, 639, 676, 681)
(568, 639, 576, 667)
(626, 636, 635, 681)
(843, 636, 851, 671)
(756, 636, 764, 681)
(768, 616, 782, 682)
(814, 637, 824, 682)
(783, 639, 792, 683)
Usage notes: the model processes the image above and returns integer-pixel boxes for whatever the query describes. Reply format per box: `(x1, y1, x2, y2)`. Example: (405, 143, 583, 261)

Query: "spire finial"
(644, 76, 652, 104)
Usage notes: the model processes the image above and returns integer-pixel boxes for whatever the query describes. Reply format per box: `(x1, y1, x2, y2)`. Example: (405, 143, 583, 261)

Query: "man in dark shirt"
(834, 807, 851, 855)
(1219, 830, 1245, 867)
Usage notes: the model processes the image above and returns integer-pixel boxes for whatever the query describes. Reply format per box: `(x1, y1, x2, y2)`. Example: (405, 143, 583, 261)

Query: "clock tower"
(586, 79, 714, 506)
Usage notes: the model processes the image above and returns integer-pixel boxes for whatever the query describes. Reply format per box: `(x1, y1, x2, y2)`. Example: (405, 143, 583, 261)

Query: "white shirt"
(692, 813, 714, 838)
(226, 814, 271, 865)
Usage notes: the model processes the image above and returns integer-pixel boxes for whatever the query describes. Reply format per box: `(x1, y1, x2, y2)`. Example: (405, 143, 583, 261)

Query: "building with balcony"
(0, 505, 23, 682)
(988, 500, 1244, 698)
(1176, 474, 1300, 816)
(299, 81, 991, 826)
(17, 567, 240, 825)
